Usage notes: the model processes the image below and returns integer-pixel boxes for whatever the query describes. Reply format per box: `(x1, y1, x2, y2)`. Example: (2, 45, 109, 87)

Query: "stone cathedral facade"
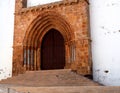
(13, 0, 91, 76)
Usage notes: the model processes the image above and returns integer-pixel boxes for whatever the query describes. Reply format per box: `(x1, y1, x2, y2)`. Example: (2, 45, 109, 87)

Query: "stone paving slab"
(10, 86, 120, 93)
(0, 69, 103, 93)
(0, 69, 100, 86)
(0, 87, 24, 93)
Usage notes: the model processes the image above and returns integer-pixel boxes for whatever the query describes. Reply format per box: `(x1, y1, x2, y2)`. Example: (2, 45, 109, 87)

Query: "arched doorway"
(22, 11, 75, 72)
(41, 29, 65, 70)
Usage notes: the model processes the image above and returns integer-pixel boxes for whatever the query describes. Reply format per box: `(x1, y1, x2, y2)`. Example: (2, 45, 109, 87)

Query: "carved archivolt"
(23, 11, 75, 70)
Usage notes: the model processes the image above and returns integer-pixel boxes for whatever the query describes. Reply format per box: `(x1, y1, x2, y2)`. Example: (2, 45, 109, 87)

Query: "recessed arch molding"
(23, 11, 76, 71)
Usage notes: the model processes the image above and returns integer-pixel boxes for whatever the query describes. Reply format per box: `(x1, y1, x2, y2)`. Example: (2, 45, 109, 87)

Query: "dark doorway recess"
(41, 29, 65, 70)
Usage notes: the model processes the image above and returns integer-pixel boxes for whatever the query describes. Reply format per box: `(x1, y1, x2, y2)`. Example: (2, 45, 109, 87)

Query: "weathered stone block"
(13, 0, 91, 75)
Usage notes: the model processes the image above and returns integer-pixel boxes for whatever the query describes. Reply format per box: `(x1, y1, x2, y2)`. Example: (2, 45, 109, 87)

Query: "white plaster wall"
(0, 0, 15, 80)
(90, 0, 120, 86)
(27, 0, 62, 7)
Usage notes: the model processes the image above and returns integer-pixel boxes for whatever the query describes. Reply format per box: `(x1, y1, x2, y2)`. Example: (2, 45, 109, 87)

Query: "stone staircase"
(0, 87, 24, 93)
(0, 69, 99, 87)
(1, 69, 119, 93)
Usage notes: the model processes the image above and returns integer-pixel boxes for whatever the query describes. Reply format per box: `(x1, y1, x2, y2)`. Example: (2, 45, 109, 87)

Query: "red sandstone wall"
(13, 0, 91, 75)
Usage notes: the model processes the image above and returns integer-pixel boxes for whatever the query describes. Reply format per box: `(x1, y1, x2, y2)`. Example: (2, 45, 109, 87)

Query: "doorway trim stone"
(23, 11, 75, 71)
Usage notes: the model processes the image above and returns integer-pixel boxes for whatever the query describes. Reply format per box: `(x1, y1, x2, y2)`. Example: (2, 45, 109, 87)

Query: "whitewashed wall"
(0, 0, 15, 80)
(90, 0, 120, 86)
(27, 0, 62, 7)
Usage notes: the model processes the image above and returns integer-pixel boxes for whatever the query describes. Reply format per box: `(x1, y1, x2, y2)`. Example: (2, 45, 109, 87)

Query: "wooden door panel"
(41, 29, 65, 70)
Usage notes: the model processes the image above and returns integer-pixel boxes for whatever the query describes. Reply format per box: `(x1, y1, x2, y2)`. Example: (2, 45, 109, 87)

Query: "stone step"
(10, 86, 120, 93)
(0, 69, 100, 86)
(0, 69, 71, 81)
(0, 69, 119, 93)
(0, 87, 24, 93)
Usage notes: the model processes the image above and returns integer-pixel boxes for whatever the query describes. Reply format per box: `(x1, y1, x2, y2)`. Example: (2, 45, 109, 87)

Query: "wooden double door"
(41, 29, 65, 70)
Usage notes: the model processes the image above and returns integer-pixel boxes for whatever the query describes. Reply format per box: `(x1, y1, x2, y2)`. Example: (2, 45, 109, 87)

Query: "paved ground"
(0, 69, 113, 93)
(10, 86, 120, 93)
(0, 69, 100, 87)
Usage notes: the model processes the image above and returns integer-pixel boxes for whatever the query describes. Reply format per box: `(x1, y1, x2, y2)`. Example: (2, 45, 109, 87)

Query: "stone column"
(23, 46, 27, 70)
(64, 42, 71, 69)
(69, 40, 77, 71)
(36, 48, 40, 70)
(30, 47, 34, 70)
(34, 49, 37, 70)
(90, 0, 120, 86)
(26, 46, 30, 71)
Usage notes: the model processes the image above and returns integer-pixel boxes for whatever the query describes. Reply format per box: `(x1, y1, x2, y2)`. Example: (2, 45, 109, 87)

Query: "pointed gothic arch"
(23, 11, 75, 70)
